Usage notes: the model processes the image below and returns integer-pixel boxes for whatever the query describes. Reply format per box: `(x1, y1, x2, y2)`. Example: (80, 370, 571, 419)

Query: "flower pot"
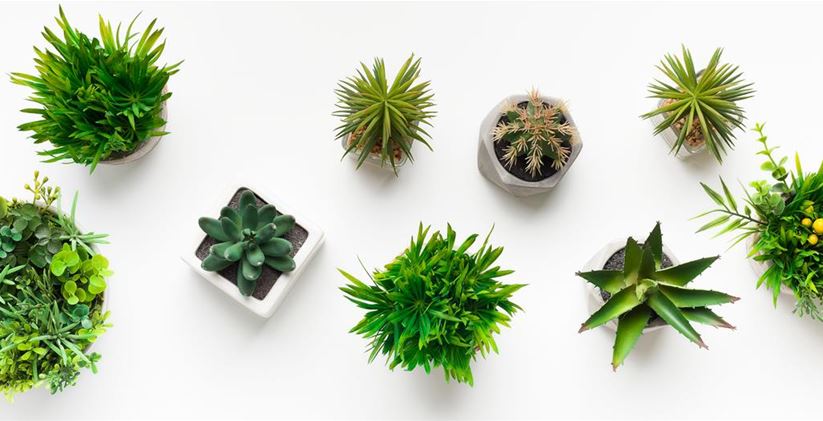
(339, 126, 416, 170)
(648, 98, 706, 159)
(477, 94, 582, 197)
(745, 235, 794, 297)
(100, 87, 169, 166)
(580, 237, 681, 333)
(182, 183, 325, 318)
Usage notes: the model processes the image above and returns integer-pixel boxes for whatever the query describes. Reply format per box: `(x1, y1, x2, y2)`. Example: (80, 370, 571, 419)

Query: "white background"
(1, 1, 822, 419)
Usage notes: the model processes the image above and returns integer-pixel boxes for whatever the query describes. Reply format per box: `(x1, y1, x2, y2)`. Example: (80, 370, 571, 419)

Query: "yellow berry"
(814, 219, 823, 235)
(803, 218, 813, 227)
(810, 234, 819, 245)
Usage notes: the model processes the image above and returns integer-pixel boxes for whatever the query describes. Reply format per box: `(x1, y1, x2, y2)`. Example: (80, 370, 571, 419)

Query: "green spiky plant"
(340, 224, 525, 386)
(198, 190, 297, 297)
(11, 7, 181, 172)
(576, 222, 737, 370)
(641, 46, 754, 162)
(492, 89, 575, 177)
(334, 54, 436, 172)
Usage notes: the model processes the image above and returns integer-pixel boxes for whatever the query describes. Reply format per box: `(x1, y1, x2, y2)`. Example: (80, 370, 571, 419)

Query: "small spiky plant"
(339, 224, 525, 385)
(492, 90, 574, 177)
(334, 54, 436, 172)
(576, 222, 737, 370)
(641, 46, 754, 162)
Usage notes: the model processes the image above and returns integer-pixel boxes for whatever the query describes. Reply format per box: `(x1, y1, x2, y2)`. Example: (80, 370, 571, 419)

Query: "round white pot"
(744, 235, 794, 297)
(100, 87, 169, 166)
(477, 94, 582, 197)
(580, 237, 680, 333)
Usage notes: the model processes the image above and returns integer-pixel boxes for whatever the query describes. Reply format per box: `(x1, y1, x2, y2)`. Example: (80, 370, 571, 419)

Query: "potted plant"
(333, 54, 436, 173)
(577, 222, 737, 370)
(183, 185, 324, 318)
(0, 172, 112, 399)
(696, 123, 823, 320)
(340, 224, 525, 385)
(640, 46, 754, 161)
(477, 89, 582, 197)
(11, 7, 181, 173)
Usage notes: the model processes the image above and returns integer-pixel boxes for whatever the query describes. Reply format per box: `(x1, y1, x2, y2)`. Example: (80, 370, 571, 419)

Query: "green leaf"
(246, 244, 265, 267)
(199, 217, 228, 242)
(681, 307, 735, 329)
(202, 254, 232, 272)
(579, 285, 642, 332)
(220, 217, 242, 242)
(612, 305, 651, 370)
(265, 255, 296, 272)
(646, 291, 706, 348)
(652, 256, 719, 286)
(260, 238, 292, 256)
(576, 270, 624, 294)
(658, 285, 739, 307)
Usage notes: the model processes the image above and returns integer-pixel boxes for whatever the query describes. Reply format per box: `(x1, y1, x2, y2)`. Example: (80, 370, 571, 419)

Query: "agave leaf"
(652, 256, 719, 286)
(612, 305, 651, 370)
(681, 307, 735, 329)
(643, 222, 663, 267)
(579, 285, 642, 332)
(623, 238, 642, 283)
(646, 290, 706, 348)
(199, 217, 228, 242)
(658, 284, 739, 307)
(576, 270, 624, 294)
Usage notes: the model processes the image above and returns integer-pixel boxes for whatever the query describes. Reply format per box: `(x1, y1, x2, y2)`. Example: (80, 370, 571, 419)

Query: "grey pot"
(477, 94, 582, 197)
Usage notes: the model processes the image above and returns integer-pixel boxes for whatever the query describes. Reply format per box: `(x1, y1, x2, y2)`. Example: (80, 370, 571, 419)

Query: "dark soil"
(493, 101, 573, 182)
(598, 245, 674, 325)
(195, 188, 308, 300)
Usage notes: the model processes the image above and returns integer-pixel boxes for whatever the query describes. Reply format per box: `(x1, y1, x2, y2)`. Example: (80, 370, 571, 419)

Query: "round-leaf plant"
(340, 224, 525, 385)
(577, 222, 737, 370)
(11, 7, 181, 172)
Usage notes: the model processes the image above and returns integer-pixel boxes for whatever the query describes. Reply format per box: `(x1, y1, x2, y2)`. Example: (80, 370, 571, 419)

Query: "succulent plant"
(576, 222, 737, 370)
(492, 89, 575, 177)
(198, 190, 296, 296)
(0, 226, 22, 260)
(334, 54, 436, 172)
(11, 7, 181, 172)
(641, 46, 754, 162)
(340, 224, 525, 385)
(50, 244, 111, 306)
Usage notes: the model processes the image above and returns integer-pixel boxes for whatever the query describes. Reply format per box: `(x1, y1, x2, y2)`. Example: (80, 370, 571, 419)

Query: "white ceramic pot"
(100, 87, 169, 166)
(182, 183, 325, 318)
(477, 94, 582, 197)
(744, 235, 794, 297)
(339, 126, 416, 170)
(648, 98, 706, 159)
(580, 237, 681, 333)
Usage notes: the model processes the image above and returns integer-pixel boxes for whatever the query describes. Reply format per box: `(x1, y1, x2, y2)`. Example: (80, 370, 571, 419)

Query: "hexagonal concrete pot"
(648, 98, 706, 160)
(580, 237, 680, 333)
(477, 94, 582, 197)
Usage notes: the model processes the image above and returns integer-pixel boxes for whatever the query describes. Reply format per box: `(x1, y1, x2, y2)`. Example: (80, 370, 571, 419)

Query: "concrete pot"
(580, 237, 681, 333)
(477, 94, 582, 197)
(100, 87, 169, 166)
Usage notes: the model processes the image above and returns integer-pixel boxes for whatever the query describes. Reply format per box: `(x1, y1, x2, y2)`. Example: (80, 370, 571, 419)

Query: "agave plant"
(340, 224, 524, 385)
(334, 54, 436, 172)
(492, 89, 575, 177)
(641, 46, 754, 162)
(576, 222, 737, 370)
(198, 190, 296, 296)
(11, 7, 181, 172)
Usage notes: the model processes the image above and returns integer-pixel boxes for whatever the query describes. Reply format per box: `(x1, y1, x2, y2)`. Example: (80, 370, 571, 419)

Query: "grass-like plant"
(11, 7, 181, 172)
(697, 123, 823, 320)
(577, 222, 737, 370)
(334, 54, 436, 172)
(339, 224, 524, 385)
(641, 46, 754, 162)
(492, 89, 574, 177)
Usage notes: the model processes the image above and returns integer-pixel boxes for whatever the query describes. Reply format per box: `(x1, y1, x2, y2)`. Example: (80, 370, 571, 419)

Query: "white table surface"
(2, 2, 822, 419)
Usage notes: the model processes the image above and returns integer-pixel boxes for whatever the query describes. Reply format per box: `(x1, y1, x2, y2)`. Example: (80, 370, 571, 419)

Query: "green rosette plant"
(0, 172, 111, 399)
(697, 123, 823, 320)
(340, 224, 525, 385)
(577, 223, 737, 370)
(11, 7, 181, 172)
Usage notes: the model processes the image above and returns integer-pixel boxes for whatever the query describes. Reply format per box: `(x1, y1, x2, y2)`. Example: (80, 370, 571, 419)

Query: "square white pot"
(182, 183, 325, 318)
(477, 94, 582, 197)
(648, 98, 706, 160)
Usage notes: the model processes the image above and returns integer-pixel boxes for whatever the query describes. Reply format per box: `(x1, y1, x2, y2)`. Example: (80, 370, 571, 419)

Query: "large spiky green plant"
(576, 222, 737, 370)
(641, 46, 754, 162)
(334, 54, 436, 172)
(11, 7, 181, 172)
(339, 224, 524, 385)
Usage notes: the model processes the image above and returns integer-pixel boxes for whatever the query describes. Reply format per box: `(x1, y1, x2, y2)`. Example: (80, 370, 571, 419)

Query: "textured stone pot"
(100, 87, 169, 166)
(339, 127, 416, 170)
(745, 235, 793, 297)
(477, 94, 582, 197)
(580, 237, 681, 333)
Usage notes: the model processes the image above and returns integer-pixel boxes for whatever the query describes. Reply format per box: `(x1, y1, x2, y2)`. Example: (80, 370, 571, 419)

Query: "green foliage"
(577, 223, 736, 370)
(334, 54, 436, 172)
(11, 7, 181, 172)
(0, 173, 111, 399)
(492, 89, 575, 177)
(199, 190, 296, 296)
(641, 46, 755, 162)
(340, 224, 525, 386)
(696, 123, 823, 320)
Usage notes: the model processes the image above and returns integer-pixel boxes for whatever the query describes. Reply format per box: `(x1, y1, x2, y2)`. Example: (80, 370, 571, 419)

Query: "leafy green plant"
(696, 123, 823, 320)
(0, 172, 111, 399)
(0, 227, 22, 260)
(492, 89, 575, 177)
(198, 190, 296, 296)
(641, 46, 755, 162)
(340, 224, 525, 385)
(334, 54, 436, 172)
(576, 222, 736, 370)
(11, 7, 181, 172)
